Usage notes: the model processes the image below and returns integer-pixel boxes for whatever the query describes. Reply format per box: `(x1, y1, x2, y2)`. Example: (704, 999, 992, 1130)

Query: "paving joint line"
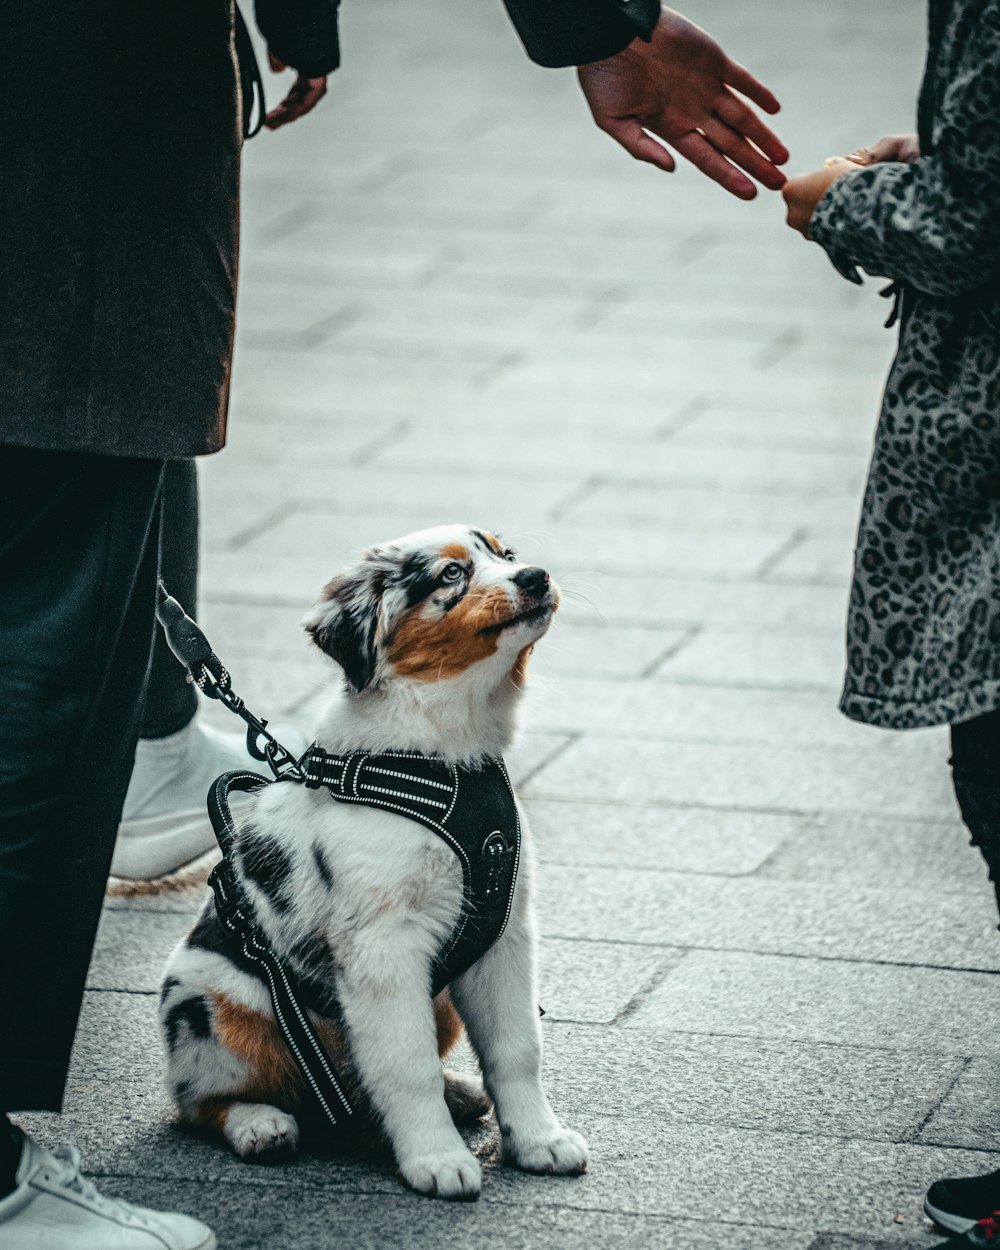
(639, 622, 702, 678)
(348, 417, 413, 469)
(908, 1055, 975, 1144)
(754, 526, 809, 580)
(545, 474, 605, 524)
(515, 732, 581, 790)
(223, 499, 302, 552)
(538, 934, 1000, 979)
(755, 326, 804, 370)
(610, 953, 689, 1026)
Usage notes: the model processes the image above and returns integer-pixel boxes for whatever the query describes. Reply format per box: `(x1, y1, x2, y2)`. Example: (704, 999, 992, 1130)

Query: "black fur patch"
(237, 829, 294, 914)
(396, 552, 439, 607)
(160, 976, 180, 1004)
(164, 996, 212, 1051)
(307, 568, 384, 692)
(188, 898, 231, 957)
(312, 843, 334, 889)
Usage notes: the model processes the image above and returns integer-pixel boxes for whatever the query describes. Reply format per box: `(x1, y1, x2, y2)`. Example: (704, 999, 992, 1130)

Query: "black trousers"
(0, 448, 165, 1112)
(951, 707, 1000, 922)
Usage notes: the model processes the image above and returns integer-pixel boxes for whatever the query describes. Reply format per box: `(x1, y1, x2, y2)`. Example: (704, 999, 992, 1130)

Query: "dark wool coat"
(0, 0, 656, 462)
(811, 0, 1000, 729)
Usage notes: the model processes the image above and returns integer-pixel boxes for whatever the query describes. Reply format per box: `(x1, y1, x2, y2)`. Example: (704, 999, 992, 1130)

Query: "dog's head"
(304, 525, 559, 693)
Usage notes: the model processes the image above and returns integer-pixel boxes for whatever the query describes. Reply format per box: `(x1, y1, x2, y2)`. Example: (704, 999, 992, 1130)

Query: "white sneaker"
(114, 715, 308, 880)
(0, 1130, 215, 1249)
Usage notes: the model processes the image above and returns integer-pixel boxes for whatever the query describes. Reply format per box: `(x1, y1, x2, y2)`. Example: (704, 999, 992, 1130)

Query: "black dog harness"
(207, 752, 521, 1135)
(301, 748, 521, 993)
(155, 581, 523, 1135)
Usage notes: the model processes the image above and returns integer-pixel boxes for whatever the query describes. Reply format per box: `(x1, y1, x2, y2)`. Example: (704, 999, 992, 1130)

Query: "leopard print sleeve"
(810, 0, 1000, 298)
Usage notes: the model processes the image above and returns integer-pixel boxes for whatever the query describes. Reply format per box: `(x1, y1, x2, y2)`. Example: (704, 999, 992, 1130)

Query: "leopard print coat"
(810, 0, 1000, 729)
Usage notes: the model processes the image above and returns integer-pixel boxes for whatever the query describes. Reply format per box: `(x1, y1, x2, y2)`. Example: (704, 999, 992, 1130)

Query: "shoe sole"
(924, 1196, 977, 1234)
(112, 809, 220, 880)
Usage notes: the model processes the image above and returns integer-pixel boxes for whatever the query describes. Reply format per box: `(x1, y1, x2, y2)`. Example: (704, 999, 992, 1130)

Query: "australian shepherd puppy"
(160, 525, 587, 1200)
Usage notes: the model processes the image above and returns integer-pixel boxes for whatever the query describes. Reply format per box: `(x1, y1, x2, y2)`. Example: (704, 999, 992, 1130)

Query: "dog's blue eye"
(441, 563, 465, 583)
(502, 549, 516, 563)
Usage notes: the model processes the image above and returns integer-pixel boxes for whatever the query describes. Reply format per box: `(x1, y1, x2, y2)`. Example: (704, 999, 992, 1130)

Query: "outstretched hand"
(577, 7, 788, 200)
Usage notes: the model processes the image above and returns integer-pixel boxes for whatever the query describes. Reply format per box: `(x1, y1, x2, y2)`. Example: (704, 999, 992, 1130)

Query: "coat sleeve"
(253, 0, 341, 76)
(810, 2, 1000, 298)
(501, 0, 660, 68)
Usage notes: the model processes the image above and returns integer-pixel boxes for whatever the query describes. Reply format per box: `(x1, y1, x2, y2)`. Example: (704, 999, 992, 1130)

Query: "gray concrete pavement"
(23, 0, 1000, 1245)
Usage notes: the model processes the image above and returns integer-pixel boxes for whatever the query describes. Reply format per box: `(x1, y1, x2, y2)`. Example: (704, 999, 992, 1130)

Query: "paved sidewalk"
(24, 1, 1000, 1246)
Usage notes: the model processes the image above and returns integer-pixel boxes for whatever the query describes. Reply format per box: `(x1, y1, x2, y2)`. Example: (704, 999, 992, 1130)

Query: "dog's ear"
(304, 558, 389, 692)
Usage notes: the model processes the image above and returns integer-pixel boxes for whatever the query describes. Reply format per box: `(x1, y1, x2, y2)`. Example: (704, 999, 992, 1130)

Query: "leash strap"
(207, 771, 355, 1133)
(234, 3, 266, 139)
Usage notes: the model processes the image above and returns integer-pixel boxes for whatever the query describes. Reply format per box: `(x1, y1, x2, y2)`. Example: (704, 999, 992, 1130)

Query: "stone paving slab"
(98, 1180, 817, 1250)
(562, 480, 865, 532)
(654, 624, 847, 691)
(756, 814, 985, 894)
(526, 800, 799, 875)
(526, 678, 881, 750)
(524, 736, 958, 820)
(629, 950, 1000, 1055)
(541, 1025, 966, 1147)
(536, 868, 998, 970)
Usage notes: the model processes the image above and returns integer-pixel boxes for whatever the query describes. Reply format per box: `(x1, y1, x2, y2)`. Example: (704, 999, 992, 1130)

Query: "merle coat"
(811, 0, 1000, 728)
(0, 0, 656, 461)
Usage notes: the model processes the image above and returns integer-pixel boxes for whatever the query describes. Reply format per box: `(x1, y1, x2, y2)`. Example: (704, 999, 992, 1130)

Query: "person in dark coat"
(0, 2, 786, 1245)
(782, 0, 1000, 1242)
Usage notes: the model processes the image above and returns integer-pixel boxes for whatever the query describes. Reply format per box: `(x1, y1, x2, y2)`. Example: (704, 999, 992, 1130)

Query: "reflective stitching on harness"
(357, 783, 449, 808)
(365, 766, 453, 792)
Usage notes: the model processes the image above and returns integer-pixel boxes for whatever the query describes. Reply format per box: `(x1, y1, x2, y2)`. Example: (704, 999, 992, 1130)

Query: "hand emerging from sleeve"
(576, 6, 788, 200)
(265, 52, 329, 130)
(782, 135, 920, 237)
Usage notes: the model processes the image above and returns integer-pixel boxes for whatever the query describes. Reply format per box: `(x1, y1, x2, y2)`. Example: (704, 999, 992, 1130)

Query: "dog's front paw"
(224, 1103, 300, 1160)
(400, 1147, 482, 1200)
(505, 1126, 588, 1175)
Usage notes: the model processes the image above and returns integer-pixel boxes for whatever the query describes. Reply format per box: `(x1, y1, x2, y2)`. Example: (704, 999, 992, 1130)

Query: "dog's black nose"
(513, 566, 550, 597)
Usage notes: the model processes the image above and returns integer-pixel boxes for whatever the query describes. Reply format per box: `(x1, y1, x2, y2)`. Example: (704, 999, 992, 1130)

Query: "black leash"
(234, 2, 266, 139)
(156, 582, 302, 782)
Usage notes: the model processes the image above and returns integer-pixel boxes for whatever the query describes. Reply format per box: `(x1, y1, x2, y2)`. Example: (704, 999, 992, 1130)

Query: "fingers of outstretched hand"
(714, 88, 788, 166)
(264, 75, 328, 129)
(672, 129, 757, 200)
(602, 117, 677, 172)
(720, 56, 781, 116)
(702, 115, 786, 189)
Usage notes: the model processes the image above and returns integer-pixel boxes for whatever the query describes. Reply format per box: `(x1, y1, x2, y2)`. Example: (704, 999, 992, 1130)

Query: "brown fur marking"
(439, 543, 471, 562)
(510, 644, 533, 688)
(434, 990, 464, 1058)
(388, 585, 513, 681)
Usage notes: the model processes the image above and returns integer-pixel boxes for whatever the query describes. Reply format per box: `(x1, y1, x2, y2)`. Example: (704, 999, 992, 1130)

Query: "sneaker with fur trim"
(0, 1129, 215, 1249)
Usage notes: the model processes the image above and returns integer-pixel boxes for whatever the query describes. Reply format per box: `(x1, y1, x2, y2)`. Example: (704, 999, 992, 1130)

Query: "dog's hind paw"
(224, 1102, 300, 1160)
(506, 1126, 588, 1175)
(400, 1147, 482, 1200)
(443, 1070, 493, 1125)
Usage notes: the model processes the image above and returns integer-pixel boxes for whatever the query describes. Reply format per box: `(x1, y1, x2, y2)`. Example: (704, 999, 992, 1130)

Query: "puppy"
(160, 525, 587, 1200)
